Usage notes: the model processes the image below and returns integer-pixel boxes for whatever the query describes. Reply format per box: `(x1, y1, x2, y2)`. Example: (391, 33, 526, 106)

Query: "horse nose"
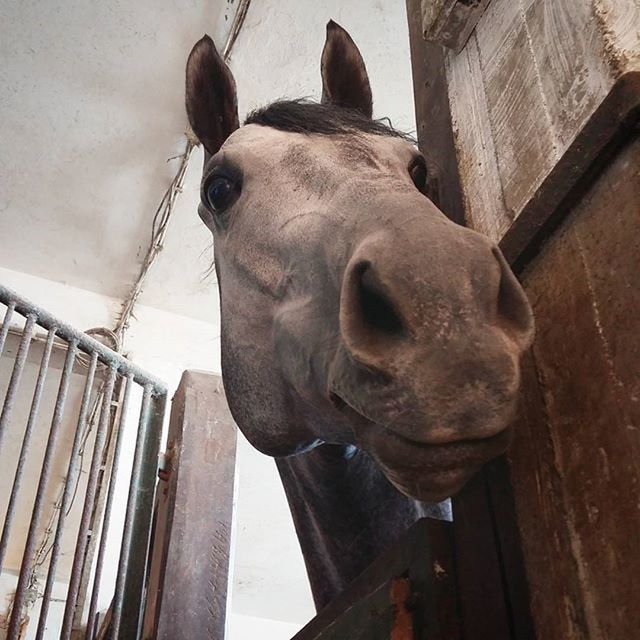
(339, 255, 409, 368)
(339, 239, 534, 369)
(491, 246, 535, 348)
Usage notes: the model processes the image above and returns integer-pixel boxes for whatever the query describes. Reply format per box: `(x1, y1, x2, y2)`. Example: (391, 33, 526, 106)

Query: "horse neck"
(276, 444, 450, 609)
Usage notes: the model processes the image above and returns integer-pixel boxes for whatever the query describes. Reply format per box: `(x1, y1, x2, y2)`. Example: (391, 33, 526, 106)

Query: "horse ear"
(321, 20, 373, 118)
(185, 35, 239, 156)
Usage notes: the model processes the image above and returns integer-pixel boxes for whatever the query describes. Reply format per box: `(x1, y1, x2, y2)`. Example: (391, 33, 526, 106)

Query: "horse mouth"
(329, 391, 511, 499)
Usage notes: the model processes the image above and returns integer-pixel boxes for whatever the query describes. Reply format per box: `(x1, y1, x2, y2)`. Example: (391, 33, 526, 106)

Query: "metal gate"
(0, 284, 167, 639)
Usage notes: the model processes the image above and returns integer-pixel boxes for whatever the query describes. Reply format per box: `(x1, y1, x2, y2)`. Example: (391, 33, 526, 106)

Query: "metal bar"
(0, 301, 16, 355)
(72, 376, 126, 635)
(59, 367, 118, 640)
(85, 374, 134, 640)
(6, 340, 79, 640)
(34, 352, 99, 639)
(0, 328, 56, 571)
(0, 313, 36, 453)
(0, 285, 166, 394)
(111, 386, 165, 639)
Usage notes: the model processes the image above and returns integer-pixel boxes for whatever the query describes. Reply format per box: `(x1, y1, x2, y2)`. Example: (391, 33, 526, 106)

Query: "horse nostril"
(492, 247, 535, 346)
(356, 263, 405, 337)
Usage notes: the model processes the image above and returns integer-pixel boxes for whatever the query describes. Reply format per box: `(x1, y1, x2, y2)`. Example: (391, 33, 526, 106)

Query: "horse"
(185, 20, 534, 610)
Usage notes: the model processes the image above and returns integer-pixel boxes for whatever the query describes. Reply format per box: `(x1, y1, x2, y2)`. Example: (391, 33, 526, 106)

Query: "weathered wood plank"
(511, 135, 640, 639)
(509, 351, 591, 639)
(446, 0, 640, 259)
(445, 33, 511, 238)
(524, 0, 611, 149)
(143, 371, 237, 640)
(451, 474, 512, 640)
(594, 0, 640, 73)
(421, 0, 493, 53)
(502, 71, 640, 266)
(407, 0, 466, 225)
(293, 518, 453, 640)
(474, 0, 558, 217)
(484, 456, 536, 640)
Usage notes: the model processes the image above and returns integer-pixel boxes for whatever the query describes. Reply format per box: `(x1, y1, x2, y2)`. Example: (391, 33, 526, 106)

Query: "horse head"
(185, 21, 534, 502)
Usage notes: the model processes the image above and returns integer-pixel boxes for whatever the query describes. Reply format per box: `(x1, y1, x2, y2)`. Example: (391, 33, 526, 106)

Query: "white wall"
(0, 572, 68, 640)
(228, 0, 417, 133)
(228, 612, 302, 640)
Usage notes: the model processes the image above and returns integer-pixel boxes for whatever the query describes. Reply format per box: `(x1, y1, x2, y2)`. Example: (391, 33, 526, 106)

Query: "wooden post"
(142, 371, 237, 640)
(421, 0, 492, 53)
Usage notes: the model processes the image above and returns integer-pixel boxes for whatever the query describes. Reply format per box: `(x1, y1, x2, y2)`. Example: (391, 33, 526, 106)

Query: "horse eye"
(205, 176, 236, 211)
(409, 158, 427, 193)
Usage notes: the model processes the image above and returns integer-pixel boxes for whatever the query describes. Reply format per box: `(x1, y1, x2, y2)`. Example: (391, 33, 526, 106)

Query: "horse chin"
(380, 467, 471, 503)
(330, 392, 512, 501)
(242, 429, 324, 458)
(362, 424, 512, 501)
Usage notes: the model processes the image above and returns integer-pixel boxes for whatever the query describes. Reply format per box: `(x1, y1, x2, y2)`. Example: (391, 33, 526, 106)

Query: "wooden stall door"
(512, 136, 640, 640)
(408, 1, 640, 639)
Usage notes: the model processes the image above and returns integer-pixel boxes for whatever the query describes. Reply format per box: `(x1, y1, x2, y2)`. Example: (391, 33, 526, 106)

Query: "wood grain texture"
(474, 0, 558, 217)
(594, 0, 640, 74)
(421, 0, 493, 53)
(143, 371, 237, 640)
(524, 0, 611, 149)
(511, 135, 640, 640)
(407, 0, 466, 226)
(446, 0, 640, 257)
(445, 34, 511, 238)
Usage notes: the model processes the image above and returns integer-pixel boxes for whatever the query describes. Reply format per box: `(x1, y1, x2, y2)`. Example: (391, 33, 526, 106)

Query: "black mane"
(244, 98, 414, 141)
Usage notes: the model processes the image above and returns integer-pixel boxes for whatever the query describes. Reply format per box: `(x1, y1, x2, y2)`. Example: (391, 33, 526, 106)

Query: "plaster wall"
(227, 0, 417, 133)
(0, 0, 219, 323)
(228, 612, 303, 640)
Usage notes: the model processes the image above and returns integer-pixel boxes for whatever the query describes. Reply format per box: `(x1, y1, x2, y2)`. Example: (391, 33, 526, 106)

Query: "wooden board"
(510, 134, 640, 639)
(293, 518, 457, 640)
(445, 0, 640, 262)
(421, 0, 492, 53)
(142, 371, 237, 640)
(445, 35, 511, 239)
(407, 0, 466, 226)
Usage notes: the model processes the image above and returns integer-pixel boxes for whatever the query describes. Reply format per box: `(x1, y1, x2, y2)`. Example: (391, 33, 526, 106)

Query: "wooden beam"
(293, 518, 459, 640)
(407, 0, 466, 226)
(443, 0, 640, 265)
(142, 371, 237, 640)
(421, 0, 492, 53)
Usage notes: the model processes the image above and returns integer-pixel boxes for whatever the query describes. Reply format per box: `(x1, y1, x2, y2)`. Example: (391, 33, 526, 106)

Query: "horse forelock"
(244, 98, 415, 143)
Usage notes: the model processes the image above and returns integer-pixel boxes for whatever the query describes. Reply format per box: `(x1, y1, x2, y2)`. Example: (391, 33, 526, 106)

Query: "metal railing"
(0, 284, 167, 639)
